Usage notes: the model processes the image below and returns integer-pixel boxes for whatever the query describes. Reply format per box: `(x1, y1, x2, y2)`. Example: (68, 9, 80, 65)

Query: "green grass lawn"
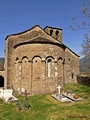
(0, 83, 90, 120)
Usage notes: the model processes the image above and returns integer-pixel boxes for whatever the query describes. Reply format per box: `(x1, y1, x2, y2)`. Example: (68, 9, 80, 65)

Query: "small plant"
(16, 100, 30, 111)
(16, 90, 30, 111)
(24, 101, 30, 109)
(16, 100, 23, 111)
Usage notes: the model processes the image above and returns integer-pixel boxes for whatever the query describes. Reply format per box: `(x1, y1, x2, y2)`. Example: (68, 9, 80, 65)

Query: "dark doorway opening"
(0, 75, 4, 87)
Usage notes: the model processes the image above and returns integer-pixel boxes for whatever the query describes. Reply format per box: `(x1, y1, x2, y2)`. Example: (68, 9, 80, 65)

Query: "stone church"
(0, 25, 79, 95)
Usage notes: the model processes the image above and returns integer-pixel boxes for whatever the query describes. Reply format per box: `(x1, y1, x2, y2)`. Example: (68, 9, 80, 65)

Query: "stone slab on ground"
(0, 89, 18, 102)
(62, 94, 83, 102)
(52, 94, 73, 102)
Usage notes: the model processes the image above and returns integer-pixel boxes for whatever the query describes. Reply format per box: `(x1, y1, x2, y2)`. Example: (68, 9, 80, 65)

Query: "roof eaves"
(44, 26, 63, 31)
(5, 25, 41, 40)
(66, 46, 80, 57)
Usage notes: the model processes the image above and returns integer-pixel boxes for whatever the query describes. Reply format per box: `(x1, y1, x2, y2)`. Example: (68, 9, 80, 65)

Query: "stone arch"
(32, 56, 44, 94)
(0, 75, 4, 87)
(22, 57, 29, 77)
(21, 56, 30, 92)
(57, 57, 63, 81)
(15, 57, 19, 61)
(32, 56, 42, 79)
(46, 56, 54, 61)
(22, 56, 29, 61)
(32, 55, 41, 61)
(58, 57, 62, 61)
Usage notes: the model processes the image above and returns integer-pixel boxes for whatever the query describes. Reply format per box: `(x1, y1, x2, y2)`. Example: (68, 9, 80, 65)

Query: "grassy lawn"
(0, 83, 90, 120)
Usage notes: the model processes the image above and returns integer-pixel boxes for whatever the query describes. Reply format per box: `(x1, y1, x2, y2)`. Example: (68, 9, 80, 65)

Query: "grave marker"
(57, 85, 62, 94)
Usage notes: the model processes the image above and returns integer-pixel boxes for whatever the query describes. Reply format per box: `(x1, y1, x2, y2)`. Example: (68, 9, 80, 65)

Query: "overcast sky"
(0, 0, 87, 57)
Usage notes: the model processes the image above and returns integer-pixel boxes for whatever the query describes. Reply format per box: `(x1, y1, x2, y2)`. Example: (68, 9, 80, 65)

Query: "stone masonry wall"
(64, 48, 79, 84)
(77, 73, 90, 86)
(0, 71, 5, 78)
(14, 43, 64, 94)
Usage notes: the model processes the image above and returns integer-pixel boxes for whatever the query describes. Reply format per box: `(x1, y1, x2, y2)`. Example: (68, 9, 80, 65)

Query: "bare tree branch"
(71, 0, 90, 61)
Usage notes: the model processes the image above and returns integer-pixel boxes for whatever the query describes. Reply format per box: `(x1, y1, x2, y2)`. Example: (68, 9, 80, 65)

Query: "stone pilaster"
(41, 58, 46, 80)
(18, 61, 22, 94)
(54, 60, 58, 90)
(28, 60, 33, 95)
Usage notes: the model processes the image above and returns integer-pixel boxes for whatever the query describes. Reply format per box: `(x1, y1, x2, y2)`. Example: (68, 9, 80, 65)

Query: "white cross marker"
(57, 85, 62, 94)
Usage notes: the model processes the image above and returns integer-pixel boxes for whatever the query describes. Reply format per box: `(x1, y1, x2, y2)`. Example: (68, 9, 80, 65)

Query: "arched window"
(47, 59, 52, 63)
(47, 59, 52, 77)
(56, 30, 59, 36)
(50, 29, 53, 36)
(46, 57, 54, 78)
(72, 73, 74, 79)
(0, 75, 4, 87)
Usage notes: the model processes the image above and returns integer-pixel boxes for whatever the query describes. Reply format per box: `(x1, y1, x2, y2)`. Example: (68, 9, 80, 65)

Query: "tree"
(70, 0, 90, 59)
(70, 0, 90, 30)
(81, 34, 90, 59)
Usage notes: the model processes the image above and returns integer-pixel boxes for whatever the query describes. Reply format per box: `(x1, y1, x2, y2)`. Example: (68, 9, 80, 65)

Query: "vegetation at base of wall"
(0, 83, 90, 120)
(64, 83, 90, 99)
